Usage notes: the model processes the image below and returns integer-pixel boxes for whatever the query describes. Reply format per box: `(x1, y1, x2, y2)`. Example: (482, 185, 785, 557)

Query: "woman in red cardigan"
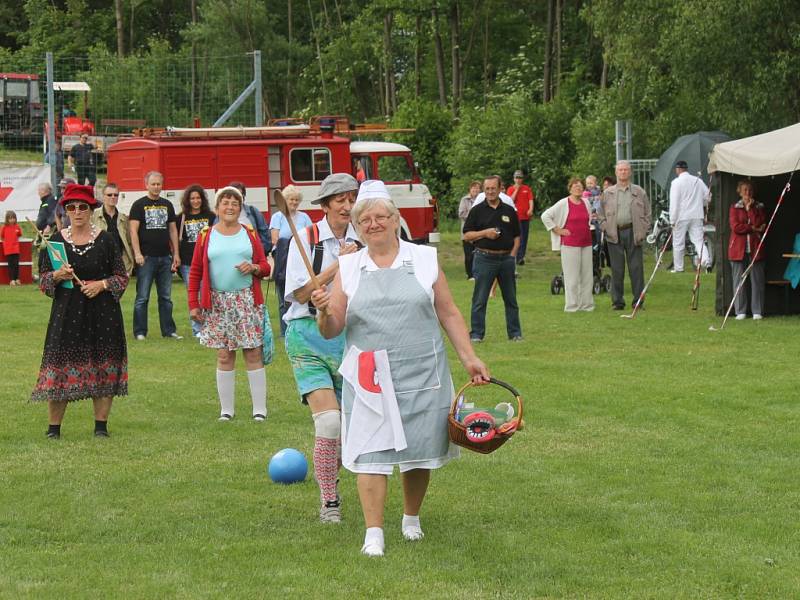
(728, 180, 766, 320)
(188, 186, 271, 421)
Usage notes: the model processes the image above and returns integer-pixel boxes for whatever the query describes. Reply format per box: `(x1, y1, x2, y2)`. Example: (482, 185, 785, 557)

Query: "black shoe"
(612, 304, 625, 310)
(94, 430, 110, 438)
(517, 259, 525, 266)
(46, 431, 60, 440)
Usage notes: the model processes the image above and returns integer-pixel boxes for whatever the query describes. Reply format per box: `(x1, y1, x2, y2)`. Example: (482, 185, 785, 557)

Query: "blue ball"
(268, 448, 308, 484)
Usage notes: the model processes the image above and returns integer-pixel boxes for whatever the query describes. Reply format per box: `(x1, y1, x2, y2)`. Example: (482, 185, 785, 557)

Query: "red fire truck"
(106, 124, 439, 243)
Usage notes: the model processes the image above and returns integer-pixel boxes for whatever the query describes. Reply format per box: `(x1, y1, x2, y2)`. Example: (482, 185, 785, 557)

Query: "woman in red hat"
(31, 183, 130, 439)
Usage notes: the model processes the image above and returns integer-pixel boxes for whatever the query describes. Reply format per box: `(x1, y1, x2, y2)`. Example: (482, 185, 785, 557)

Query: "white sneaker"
(752, 314, 763, 320)
(167, 332, 183, 340)
(319, 500, 341, 523)
(135, 334, 146, 341)
(735, 314, 747, 320)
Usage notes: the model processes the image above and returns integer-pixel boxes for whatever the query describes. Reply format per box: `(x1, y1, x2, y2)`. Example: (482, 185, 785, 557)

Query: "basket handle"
(451, 377, 523, 428)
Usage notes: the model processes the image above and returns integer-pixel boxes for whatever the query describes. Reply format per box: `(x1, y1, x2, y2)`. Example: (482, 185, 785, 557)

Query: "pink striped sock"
(313, 436, 339, 504)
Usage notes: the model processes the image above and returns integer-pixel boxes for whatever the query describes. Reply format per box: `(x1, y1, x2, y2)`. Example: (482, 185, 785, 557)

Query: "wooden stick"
(272, 189, 325, 313)
(25, 218, 85, 286)
(272, 190, 321, 289)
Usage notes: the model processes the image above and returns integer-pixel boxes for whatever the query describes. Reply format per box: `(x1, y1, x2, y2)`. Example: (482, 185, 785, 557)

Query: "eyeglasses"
(105, 193, 119, 197)
(357, 215, 392, 227)
(65, 203, 91, 213)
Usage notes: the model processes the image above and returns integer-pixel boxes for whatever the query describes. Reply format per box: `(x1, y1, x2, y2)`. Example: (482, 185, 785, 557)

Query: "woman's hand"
(310, 287, 331, 312)
(80, 280, 105, 298)
(53, 264, 75, 283)
(190, 308, 204, 323)
(339, 242, 360, 256)
(555, 226, 571, 237)
(464, 356, 490, 385)
(236, 261, 259, 275)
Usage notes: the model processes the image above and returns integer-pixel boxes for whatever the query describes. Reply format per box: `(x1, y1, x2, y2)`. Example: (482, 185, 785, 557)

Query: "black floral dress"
(31, 231, 129, 402)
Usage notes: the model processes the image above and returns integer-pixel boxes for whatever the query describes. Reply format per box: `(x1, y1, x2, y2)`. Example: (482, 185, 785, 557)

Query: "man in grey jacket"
(598, 161, 652, 310)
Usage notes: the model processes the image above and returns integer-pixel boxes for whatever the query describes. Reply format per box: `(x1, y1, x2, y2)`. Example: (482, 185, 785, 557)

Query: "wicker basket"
(448, 378, 523, 454)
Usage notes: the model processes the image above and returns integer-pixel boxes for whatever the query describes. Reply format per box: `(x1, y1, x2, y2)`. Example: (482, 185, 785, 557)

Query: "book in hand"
(46, 241, 73, 289)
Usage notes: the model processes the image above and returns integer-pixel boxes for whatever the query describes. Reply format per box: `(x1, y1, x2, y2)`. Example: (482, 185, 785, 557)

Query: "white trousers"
(560, 245, 594, 312)
(672, 219, 707, 271)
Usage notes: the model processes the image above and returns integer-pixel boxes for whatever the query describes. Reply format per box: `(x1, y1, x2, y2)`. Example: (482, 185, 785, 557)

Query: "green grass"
(1, 222, 798, 598)
(0, 148, 43, 164)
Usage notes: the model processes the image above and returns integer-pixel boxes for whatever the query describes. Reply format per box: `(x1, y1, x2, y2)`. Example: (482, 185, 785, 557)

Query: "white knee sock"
(247, 368, 267, 417)
(216, 369, 235, 416)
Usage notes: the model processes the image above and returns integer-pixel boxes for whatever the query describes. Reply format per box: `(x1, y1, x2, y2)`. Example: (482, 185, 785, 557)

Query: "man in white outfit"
(669, 160, 709, 272)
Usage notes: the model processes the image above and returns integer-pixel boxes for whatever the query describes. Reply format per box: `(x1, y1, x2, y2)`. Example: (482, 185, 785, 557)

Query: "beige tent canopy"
(708, 122, 800, 176)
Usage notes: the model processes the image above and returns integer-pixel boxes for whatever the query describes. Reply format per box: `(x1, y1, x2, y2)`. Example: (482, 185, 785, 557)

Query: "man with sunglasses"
(68, 133, 97, 186)
(91, 183, 134, 274)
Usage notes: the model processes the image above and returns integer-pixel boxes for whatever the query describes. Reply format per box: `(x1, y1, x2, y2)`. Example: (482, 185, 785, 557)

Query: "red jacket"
(1, 224, 22, 255)
(728, 200, 766, 262)
(188, 225, 270, 311)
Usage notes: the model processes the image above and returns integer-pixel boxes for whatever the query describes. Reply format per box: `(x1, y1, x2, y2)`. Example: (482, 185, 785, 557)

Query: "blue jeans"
(133, 255, 177, 337)
(179, 264, 201, 336)
(470, 251, 522, 340)
(276, 280, 288, 336)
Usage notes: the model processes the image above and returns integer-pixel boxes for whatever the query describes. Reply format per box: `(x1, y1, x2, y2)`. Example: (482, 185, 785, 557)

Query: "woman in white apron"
(312, 180, 490, 557)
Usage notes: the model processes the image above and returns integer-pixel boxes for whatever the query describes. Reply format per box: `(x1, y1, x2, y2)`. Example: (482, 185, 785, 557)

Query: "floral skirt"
(199, 288, 263, 351)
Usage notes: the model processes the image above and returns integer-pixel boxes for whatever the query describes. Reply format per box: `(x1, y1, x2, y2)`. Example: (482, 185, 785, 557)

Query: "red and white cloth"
(339, 346, 407, 469)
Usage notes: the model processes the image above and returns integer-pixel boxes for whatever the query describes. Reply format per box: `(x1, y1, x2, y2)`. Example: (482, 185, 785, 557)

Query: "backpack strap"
(307, 223, 325, 315)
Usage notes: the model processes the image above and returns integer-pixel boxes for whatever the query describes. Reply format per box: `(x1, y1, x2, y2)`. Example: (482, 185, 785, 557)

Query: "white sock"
(216, 369, 235, 416)
(362, 527, 385, 556)
(247, 368, 267, 416)
(402, 514, 424, 540)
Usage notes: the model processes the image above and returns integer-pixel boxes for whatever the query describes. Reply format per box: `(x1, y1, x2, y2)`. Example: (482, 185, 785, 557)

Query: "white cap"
(356, 179, 391, 204)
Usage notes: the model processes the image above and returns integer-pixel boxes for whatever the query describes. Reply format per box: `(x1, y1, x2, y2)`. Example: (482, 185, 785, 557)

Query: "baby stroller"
(550, 230, 611, 295)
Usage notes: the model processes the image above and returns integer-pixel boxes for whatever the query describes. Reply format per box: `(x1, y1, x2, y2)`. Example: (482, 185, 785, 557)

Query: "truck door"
(267, 145, 281, 217)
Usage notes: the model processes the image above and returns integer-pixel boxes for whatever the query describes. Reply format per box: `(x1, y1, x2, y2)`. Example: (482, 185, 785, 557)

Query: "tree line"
(1, 0, 799, 214)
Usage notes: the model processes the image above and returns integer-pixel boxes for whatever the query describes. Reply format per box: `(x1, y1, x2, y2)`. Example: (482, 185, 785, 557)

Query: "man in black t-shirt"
(129, 171, 182, 340)
(68, 133, 96, 186)
(462, 175, 523, 342)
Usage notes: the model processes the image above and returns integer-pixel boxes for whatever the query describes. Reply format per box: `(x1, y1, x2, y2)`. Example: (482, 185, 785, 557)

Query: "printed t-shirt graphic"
(145, 204, 169, 229)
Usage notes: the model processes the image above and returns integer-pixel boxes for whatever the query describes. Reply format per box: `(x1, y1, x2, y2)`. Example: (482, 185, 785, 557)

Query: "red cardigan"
(187, 225, 270, 311)
(728, 201, 766, 262)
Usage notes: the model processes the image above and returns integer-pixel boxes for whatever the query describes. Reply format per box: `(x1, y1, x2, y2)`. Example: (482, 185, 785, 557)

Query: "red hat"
(59, 183, 98, 207)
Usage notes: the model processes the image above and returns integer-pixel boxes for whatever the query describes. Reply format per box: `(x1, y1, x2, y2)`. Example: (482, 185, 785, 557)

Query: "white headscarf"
(356, 180, 391, 204)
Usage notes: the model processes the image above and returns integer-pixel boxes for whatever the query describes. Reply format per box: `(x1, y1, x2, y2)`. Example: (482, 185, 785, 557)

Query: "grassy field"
(1, 222, 798, 598)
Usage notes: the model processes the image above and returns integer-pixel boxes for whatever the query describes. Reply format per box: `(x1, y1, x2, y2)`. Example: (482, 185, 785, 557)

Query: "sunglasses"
(65, 203, 91, 213)
(105, 193, 119, 197)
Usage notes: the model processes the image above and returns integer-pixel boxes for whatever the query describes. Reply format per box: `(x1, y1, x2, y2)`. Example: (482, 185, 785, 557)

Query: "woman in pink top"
(541, 178, 595, 312)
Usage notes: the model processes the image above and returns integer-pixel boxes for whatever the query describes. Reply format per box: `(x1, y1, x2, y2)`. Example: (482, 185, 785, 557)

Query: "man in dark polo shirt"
(462, 175, 523, 342)
(68, 133, 97, 186)
(129, 171, 182, 340)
